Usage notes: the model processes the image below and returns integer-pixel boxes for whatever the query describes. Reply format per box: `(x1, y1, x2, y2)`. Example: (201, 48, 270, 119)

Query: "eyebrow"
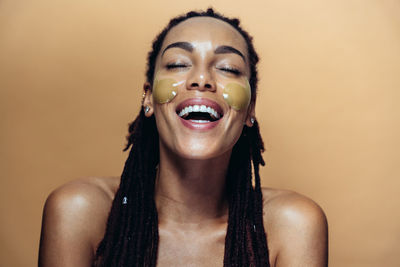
(162, 42, 194, 56)
(161, 42, 246, 62)
(214, 45, 246, 62)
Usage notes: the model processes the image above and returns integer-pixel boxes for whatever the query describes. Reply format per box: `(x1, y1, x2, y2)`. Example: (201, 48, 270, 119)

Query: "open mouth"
(176, 99, 224, 124)
(177, 105, 221, 123)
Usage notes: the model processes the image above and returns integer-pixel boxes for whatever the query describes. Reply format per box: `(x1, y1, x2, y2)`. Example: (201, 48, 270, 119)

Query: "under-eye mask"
(153, 78, 179, 104)
(222, 80, 251, 111)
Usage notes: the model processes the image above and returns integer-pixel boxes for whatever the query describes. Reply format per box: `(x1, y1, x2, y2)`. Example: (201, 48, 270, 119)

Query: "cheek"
(222, 80, 251, 111)
(153, 78, 179, 104)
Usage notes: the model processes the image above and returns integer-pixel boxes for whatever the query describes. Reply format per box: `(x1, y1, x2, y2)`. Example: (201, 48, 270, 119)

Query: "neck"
(155, 143, 231, 227)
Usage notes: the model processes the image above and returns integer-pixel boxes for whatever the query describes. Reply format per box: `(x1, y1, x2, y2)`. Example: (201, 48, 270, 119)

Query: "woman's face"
(144, 17, 255, 160)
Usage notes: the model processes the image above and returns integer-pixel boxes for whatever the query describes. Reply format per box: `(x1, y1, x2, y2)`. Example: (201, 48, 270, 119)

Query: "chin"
(164, 138, 233, 161)
(160, 138, 232, 160)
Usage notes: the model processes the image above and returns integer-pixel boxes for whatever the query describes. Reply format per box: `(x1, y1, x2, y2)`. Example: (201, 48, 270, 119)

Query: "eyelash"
(166, 63, 189, 69)
(166, 63, 241, 76)
(218, 67, 241, 75)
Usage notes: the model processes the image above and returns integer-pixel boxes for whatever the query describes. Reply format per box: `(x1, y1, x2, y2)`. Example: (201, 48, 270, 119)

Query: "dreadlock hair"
(93, 8, 269, 267)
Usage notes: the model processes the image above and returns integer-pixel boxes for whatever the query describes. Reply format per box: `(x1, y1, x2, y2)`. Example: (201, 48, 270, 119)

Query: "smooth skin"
(39, 17, 328, 267)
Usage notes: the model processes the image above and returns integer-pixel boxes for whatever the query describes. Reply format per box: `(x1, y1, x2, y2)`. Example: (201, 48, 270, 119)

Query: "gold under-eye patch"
(153, 78, 179, 104)
(222, 81, 251, 111)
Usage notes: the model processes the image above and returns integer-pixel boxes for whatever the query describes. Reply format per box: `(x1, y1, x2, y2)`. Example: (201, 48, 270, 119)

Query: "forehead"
(161, 17, 248, 56)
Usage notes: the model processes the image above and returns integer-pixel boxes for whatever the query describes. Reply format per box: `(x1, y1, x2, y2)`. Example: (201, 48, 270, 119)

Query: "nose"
(186, 66, 216, 92)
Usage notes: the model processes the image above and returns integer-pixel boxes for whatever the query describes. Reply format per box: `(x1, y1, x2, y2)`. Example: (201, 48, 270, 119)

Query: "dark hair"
(93, 8, 269, 267)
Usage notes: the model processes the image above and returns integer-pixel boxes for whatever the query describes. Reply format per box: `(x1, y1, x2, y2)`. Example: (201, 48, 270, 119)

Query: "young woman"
(39, 9, 328, 267)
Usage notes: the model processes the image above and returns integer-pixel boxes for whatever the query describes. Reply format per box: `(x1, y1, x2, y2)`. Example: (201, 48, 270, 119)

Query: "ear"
(245, 101, 256, 127)
(142, 82, 154, 117)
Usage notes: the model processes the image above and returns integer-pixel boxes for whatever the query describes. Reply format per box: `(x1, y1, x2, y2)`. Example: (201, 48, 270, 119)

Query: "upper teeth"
(178, 105, 220, 119)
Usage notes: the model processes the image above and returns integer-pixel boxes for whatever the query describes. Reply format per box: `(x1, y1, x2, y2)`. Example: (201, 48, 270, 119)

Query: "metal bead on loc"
(144, 106, 150, 114)
(250, 117, 255, 124)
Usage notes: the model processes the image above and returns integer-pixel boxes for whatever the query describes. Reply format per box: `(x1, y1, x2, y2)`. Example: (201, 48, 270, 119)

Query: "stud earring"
(144, 106, 150, 114)
(141, 91, 146, 104)
(250, 117, 255, 124)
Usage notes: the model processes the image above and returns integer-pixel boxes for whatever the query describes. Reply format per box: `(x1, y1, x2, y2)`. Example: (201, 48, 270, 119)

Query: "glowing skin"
(153, 78, 180, 104)
(147, 16, 255, 162)
(222, 79, 251, 111)
(153, 76, 251, 110)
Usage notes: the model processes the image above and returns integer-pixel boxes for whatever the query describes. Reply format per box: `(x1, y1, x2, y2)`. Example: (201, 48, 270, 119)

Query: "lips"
(175, 98, 224, 130)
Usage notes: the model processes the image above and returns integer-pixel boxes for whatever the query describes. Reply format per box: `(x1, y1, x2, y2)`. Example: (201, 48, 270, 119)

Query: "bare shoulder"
(261, 187, 327, 226)
(39, 176, 120, 267)
(44, 176, 120, 224)
(261, 188, 328, 267)
(48, 176, 119, 201)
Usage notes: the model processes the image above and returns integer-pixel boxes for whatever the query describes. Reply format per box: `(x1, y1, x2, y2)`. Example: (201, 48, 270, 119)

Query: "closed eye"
(166, 63, 190, 69)
(219, 67, 241, 75)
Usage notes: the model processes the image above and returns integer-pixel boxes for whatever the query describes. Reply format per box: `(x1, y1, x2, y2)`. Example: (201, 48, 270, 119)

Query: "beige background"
(0, 0, 399, 266)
